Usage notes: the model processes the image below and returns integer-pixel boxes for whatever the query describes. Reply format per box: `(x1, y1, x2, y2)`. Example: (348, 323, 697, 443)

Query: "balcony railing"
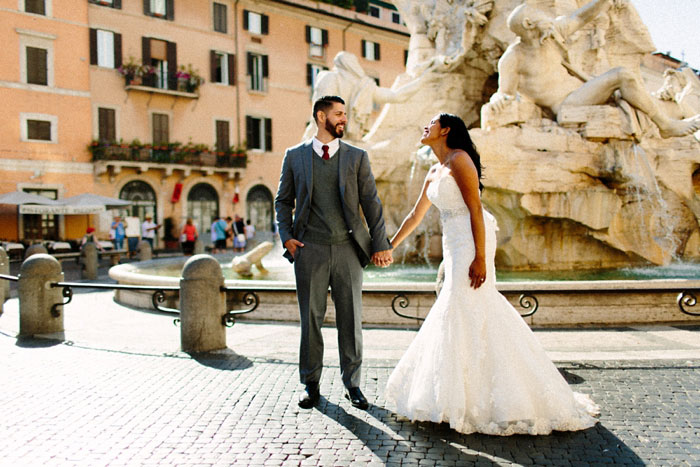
(88, 142, 247, 168)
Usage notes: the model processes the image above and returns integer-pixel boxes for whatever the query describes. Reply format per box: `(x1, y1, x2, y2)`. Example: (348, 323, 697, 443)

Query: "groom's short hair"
(313, 95, 345, 122)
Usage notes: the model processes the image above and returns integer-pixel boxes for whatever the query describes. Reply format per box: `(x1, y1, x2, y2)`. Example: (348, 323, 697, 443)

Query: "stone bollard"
(193, 237, 205, 255)
(0, 247, 9, 305)
(18, 254, 64, 337)
(81, 242, 99, 280)
(24, 244, 48, 260)
(138, 240, 152, 262)
(179, 255, 226, 352)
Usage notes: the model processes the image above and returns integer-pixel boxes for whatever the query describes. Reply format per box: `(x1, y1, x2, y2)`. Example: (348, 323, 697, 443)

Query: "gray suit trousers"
(294, 241, 364, 388)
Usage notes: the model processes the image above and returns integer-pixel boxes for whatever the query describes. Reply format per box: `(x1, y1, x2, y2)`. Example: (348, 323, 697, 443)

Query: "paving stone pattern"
(1, 333, 699, 466)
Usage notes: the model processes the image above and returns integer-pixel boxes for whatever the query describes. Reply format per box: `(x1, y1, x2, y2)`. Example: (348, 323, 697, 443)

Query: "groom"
(275, 95, 393, 409)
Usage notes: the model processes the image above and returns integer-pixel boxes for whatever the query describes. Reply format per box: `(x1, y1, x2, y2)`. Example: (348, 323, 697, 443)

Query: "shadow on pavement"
(341, 405, 647, 465)
(15, 335, 64, 348)
(189, 348, 253, 371)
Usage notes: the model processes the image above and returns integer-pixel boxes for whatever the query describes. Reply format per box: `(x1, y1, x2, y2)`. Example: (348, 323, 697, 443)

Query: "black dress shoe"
(298, 383, 320, 409)
(344, 387, 369, 410)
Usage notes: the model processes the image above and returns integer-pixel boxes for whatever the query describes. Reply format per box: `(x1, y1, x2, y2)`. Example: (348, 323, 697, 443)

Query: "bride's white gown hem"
(385, 168, 599, 436)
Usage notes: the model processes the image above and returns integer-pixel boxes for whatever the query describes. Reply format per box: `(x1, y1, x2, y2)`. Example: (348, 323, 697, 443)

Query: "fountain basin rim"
(109, 263, 700, 292)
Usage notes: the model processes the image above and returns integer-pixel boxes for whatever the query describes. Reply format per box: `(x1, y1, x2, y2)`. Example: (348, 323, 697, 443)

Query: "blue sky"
(631, 0, 699, 68)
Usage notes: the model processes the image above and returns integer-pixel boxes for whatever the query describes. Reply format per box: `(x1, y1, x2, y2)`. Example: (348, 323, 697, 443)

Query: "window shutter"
(262, 55, 268, 78)
(261, 14, 269, 35)
(166, 41, 177, 90)
(305, 26, 311, 43)
(306, 64, 312, 86)
(243, 10, 249, 30)
(89, 28, 98, 65)
(374, 42, 380, 60)
(246, 52, 253, 75)
(404, 49, 408, 65)
(143, 0, 150, 15)
(210, 50, 218, 82)
(142, 36, 151, 63)
(113, 0, 122, 8)
(26, 47, 48, 85)
(114, 33, 122, 68)
(361, 40, 366, 58)
(166, 0, 174, 20)
(245, 116, 254, 149)
(227, 54, 236, 86)
(322, 29, 328, 46)
(265, 118, 272, 151)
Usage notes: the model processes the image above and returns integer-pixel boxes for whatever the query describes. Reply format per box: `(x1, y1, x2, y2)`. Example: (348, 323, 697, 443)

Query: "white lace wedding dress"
(385, 168, 599, 436)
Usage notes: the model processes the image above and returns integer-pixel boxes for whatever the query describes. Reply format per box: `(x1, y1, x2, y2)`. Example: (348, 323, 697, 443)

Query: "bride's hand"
(469, 257, 486, 289)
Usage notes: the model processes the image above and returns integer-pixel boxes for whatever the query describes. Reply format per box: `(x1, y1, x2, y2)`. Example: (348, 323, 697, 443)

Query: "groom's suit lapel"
(337, 141, 348, 204)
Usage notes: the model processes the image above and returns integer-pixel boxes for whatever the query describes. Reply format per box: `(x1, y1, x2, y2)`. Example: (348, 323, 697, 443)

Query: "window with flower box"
(142, 37, 177, 90)
(88, 0, 121, 8)
(144, 0, 173, 20)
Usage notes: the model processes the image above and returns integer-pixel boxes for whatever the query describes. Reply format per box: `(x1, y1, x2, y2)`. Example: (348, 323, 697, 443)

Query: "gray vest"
(304, 153, 350, 245)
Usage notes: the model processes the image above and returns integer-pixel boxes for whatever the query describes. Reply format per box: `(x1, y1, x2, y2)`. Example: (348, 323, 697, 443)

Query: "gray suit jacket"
(274, 140, 391, 267)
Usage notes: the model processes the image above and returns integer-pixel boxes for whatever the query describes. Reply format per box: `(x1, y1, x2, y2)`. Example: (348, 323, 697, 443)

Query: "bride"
(384, 113, 599, 436)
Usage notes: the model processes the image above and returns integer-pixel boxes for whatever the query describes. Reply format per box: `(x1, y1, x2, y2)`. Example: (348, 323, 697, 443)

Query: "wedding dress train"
(385, 168, 599, 436)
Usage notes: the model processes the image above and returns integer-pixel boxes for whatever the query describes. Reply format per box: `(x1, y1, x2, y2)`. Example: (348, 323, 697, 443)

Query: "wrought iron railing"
(89, 143, 247, 169)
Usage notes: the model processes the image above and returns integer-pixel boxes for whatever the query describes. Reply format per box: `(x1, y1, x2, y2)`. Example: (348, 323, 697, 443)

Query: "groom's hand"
(372, 249, 393, 268)
(284, 239, 304, 258)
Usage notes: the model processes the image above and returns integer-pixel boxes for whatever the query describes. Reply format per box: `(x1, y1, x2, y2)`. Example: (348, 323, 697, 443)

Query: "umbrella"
(60, 193, 132, 210)
(0, 191, 62, 206)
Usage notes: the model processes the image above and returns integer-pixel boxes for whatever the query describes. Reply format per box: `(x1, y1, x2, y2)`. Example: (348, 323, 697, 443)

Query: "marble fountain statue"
(350, 0, 700, 271)
(109, 0, 700, 327)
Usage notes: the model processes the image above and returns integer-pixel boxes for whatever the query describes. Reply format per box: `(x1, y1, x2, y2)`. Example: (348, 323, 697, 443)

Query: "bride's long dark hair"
(439, 113, 484, 191)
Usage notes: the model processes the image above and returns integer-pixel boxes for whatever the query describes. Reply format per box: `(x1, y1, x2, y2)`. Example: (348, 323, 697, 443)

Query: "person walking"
(275, 95, 393, 410)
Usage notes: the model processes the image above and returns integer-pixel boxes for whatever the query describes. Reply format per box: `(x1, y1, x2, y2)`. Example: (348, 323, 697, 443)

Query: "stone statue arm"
(372, 74, 425, 105)
(558, 0, 623, 37)
(488, 46, 520, 112)
(390, 167, 434, 249)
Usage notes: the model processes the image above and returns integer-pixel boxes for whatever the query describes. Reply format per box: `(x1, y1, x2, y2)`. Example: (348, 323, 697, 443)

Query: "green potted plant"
(117, 56, 141, 85)
(176, 64, 205, 93)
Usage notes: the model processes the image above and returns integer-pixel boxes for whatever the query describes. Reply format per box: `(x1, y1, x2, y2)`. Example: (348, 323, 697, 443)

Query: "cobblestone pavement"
(1, 259, 699, 466)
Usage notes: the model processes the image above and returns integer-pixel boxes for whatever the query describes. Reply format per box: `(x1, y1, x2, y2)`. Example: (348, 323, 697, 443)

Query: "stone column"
(81, 242, 98, 280)
(0, 247, 9, 305)
(194, 238, 205, 254)
(179, 255, 226, 352)
(24, 244, 48, 260)
(138, 240, 152, 261)
(19, 254, 64, 337)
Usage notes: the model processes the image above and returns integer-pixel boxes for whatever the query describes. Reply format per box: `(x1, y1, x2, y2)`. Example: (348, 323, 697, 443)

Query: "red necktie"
(322, 145, 330, 160)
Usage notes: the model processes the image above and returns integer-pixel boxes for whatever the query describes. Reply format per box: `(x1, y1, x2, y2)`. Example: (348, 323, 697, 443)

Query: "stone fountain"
(323, 0, 700, 271)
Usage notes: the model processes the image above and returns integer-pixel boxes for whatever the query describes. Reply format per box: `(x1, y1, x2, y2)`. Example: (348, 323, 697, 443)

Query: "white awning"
(19, 205, 106, 215)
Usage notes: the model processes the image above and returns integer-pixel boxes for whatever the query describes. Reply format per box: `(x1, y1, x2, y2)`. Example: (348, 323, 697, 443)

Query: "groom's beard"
(325, 119, 345, 138)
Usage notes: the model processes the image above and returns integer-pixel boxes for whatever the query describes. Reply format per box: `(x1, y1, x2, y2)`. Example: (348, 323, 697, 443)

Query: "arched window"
(187, 183, 219, 243)
(119, 180, 157, 221)
(246, 184, 273, 234)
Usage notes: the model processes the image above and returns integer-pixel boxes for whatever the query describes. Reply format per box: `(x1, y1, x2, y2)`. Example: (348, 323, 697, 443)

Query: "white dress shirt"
(312, 137, 340, 159)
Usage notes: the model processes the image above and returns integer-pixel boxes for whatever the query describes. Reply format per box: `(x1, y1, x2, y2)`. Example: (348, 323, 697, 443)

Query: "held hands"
(372, 249, 394, 268)
(284, 239, 304, 258)
(468, 256, 487, 289)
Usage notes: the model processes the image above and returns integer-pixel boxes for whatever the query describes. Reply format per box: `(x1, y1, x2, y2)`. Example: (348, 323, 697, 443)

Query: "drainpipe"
(234, 0, 241, 146)
(342, 22, 353, 50)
